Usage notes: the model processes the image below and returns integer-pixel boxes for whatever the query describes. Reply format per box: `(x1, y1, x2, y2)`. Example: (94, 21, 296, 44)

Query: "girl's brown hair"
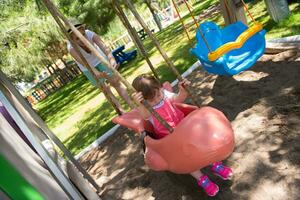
(132, 74, 161, 100)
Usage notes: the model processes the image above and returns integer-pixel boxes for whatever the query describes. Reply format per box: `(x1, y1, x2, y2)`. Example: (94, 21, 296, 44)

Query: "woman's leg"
(102, 83, 125, 113)
(107, 75, 135, 109)
(83, 67, 125, 113)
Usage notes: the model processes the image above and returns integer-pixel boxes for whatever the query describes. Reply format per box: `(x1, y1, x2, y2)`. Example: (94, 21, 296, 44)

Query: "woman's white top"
(67, 30, 108, 72)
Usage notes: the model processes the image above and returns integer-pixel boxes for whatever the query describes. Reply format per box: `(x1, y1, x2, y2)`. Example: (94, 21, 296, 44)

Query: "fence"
(107, 15, 163, 50)
(26, 63, 81, 105)
(107, 0, 200, 50)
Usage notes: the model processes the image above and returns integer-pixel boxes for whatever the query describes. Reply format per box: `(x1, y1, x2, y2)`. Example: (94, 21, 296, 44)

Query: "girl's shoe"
(197, 175, 219, 197)
(211, 162, 233, 180)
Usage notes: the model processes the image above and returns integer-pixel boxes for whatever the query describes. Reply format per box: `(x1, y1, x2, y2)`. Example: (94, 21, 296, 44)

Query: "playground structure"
(0, 71, 101, 199)
(107, 0, 200, 49)
(1, 0, 297, 199)
(40, 0, 236, 176)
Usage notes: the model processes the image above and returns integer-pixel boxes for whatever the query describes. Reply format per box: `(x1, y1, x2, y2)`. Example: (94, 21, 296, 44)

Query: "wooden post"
(42, 0, 174, 133)
(113, 1, 160, 81)
(124, 0, 200, 107)
(115, 9, 143, 56)
(144, 0, 163, 31)
(220, 0, 247, 25)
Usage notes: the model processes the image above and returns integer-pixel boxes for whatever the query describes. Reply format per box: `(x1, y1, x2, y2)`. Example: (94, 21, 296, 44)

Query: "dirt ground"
(80, 50, 300, 200)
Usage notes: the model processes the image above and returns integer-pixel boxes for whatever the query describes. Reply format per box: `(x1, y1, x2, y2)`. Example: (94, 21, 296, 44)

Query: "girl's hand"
(96, 72, 108, 79)
(178, 79, 191, 91)
(174, 79, 190, 103)
(132, 92, 144, 104)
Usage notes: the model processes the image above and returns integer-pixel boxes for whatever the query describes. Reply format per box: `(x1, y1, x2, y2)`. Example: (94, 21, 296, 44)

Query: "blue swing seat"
(190, 21, 266, 76)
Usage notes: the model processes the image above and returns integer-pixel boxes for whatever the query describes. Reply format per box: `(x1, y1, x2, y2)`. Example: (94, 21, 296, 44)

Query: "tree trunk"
(220, 0, 247, 25)
(145, 0, 163, 31)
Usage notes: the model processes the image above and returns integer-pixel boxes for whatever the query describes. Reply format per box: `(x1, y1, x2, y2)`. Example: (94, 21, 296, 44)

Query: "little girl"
(132, 74, 233, 197)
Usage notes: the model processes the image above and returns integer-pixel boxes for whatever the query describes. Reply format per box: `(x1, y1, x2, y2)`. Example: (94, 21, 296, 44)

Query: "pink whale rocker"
(112, 82, 234, 174)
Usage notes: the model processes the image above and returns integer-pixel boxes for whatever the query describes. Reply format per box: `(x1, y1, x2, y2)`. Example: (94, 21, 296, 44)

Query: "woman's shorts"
(82, 63, 113, 86)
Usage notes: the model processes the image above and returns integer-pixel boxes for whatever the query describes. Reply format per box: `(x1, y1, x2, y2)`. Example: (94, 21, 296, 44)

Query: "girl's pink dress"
(149, 90, 184, 139)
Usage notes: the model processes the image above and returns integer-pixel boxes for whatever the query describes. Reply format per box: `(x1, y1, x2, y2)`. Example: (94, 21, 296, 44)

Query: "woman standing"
(67, 22, 134, 112)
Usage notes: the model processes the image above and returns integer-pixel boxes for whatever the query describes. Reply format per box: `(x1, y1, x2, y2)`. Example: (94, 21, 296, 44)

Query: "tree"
(144, 0, 163, 31)
(0, 10, 39, 82)
(1, 0, 164, 83)
(0, 39, 39, 83)
(58, 0, 117, 35)
(38, 27, 68, 67)
(0, 1, 67, 83)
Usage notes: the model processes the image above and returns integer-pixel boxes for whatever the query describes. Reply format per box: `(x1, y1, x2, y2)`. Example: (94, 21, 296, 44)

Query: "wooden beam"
(113, 0, 160, 81)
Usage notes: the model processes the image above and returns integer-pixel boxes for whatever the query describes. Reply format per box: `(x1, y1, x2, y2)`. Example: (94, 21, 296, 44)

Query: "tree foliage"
(0, 0, 161, 83)
(0, 0, 65, 83)
(58, 0, 116, 35)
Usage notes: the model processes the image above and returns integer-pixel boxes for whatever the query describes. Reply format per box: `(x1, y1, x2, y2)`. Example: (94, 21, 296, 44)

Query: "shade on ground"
(80, 50, 300, 200)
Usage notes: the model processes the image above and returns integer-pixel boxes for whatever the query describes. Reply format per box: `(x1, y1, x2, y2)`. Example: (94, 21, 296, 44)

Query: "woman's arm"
(92, 34, 118, 68)
(69, 48, 85, 66)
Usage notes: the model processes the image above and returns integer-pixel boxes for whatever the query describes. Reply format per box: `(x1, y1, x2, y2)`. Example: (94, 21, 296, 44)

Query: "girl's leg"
(190, 170, 204, 180)
(190, 170, 219, 197)
(107, 75, 135, 109)
(102, 83, 125, 113)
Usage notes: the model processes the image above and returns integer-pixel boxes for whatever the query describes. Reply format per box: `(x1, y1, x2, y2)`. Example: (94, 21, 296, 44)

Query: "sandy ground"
(80, 50, 300, 200)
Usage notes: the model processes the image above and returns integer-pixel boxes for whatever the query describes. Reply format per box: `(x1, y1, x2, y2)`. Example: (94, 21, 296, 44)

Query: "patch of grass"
(34, 75, 99, 129)
(62, 101, 117, 155)
(35, 0, 300, 154)
(248, 1, 300, 39)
